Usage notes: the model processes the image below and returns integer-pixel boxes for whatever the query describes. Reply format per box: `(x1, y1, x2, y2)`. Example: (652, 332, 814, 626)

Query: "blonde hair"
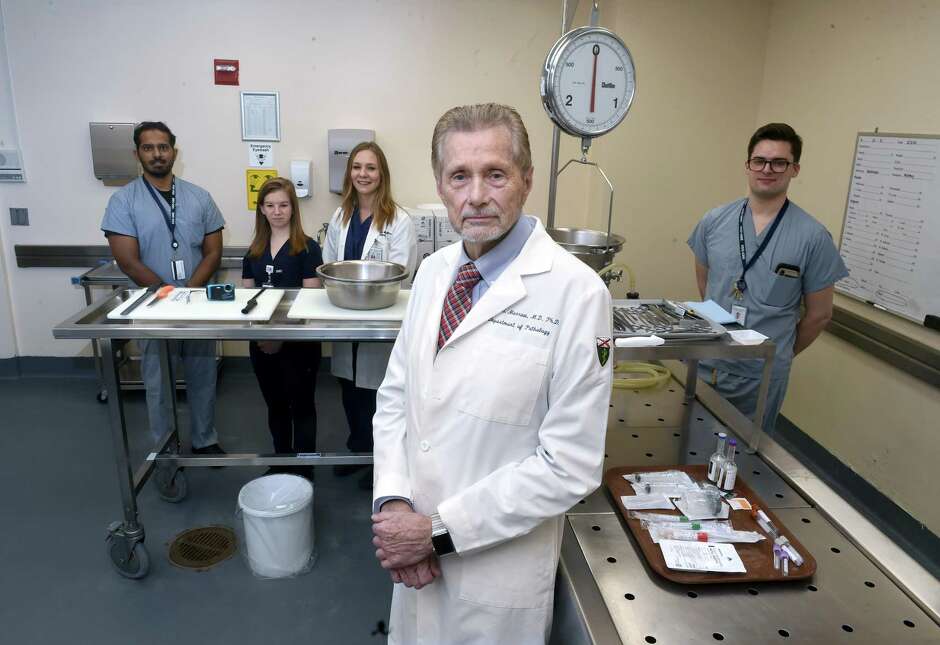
(248, 178, 308, 258)
(340, 141, 398, 231)
(431, 103, 532, 180)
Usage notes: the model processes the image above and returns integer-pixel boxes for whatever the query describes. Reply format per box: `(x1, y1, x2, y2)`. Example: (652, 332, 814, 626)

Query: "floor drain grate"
(169, 526, 237, 570)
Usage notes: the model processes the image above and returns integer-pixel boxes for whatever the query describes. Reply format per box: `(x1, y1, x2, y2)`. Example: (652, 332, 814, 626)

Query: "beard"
(456, 207, 511, 243)
(144, 159, 174, 178)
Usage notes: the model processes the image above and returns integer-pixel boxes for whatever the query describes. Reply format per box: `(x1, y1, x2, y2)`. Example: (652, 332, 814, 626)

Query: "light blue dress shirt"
(457, 214, 536, 303)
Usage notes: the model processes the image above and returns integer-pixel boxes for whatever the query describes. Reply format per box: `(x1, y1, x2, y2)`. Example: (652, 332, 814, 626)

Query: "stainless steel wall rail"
(829, 305, 940, 388)
(14, 244, 248, 269)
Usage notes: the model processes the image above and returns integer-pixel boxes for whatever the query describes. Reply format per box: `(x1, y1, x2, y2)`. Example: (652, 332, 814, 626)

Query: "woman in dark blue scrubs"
(242, 178, 322, 477)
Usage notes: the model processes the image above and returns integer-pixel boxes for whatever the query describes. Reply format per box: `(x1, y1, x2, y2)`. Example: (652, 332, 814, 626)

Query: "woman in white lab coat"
(322, 141, 416, 487)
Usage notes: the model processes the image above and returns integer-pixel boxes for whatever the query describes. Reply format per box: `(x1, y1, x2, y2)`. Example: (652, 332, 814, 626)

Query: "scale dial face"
(541, 26, 636, 139)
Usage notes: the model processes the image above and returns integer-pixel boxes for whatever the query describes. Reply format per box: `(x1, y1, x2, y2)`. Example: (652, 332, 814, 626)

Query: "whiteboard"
(835, 132, 940, 324)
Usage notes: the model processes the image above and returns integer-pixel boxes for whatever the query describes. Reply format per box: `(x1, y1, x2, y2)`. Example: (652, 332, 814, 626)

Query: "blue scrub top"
(688, 198, 848, 378)
(343, 208, 373, 261)
(242, 237, 322, 288)
(101, 176, 225, 287)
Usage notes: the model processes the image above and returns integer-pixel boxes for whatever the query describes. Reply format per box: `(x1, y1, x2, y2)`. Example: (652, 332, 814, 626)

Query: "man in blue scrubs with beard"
(101, 121, 226, 455)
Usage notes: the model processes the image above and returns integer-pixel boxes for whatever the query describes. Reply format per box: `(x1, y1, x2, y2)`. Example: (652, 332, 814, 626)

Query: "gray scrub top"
(101, 176, 225, 286)
(688, 198, 848, 379)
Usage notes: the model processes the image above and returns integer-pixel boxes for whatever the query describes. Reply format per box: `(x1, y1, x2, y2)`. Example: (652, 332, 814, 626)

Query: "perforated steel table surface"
(550, 377, 939, 644)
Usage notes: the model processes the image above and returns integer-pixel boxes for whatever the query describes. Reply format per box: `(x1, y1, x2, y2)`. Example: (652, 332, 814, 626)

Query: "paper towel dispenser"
(328, 129, 375, 194)
(90, 122, 139, 181)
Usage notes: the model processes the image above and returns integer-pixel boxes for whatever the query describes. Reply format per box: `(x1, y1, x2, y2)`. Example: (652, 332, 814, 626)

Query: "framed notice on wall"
(240, 91, 280, 141)
(835, 132, 940, 325)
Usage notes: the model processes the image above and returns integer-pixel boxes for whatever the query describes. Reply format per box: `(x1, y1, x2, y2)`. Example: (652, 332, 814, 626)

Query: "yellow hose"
(612, 361, 671, 390)
(597, 263, 636, 293)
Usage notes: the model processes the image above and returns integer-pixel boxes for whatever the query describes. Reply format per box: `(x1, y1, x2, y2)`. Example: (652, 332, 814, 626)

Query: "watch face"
(542, 27, 636, 138)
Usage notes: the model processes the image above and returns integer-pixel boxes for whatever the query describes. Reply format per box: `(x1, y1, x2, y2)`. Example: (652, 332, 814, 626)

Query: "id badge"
(731, 304, 747, 326)
(171, 259, 186, 281)
(367, 240, 388, 262)
(264, 264, 275, 287)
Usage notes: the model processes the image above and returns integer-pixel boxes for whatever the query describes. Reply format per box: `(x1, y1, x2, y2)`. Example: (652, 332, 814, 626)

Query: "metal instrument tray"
(613, 298, 726, 339)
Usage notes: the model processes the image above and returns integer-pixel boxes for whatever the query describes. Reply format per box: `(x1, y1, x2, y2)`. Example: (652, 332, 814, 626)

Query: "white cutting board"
(287, 289, 410, 321)
(107, 288, 285, 322)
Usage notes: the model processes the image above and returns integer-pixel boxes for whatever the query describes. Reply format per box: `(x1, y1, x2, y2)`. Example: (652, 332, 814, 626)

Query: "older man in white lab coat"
(370, 103, 613, 645)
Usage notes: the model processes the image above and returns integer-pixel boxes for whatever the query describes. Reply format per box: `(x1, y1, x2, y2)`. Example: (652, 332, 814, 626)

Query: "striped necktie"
(438, 262, 482, 349)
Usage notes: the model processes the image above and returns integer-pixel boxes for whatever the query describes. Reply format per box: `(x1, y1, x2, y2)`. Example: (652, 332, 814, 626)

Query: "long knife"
(119, 285, 159, 316)
(241, 287, 268, 314)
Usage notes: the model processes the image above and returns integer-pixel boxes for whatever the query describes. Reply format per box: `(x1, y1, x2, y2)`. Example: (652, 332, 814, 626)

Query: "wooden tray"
(605, 465, 817, 584)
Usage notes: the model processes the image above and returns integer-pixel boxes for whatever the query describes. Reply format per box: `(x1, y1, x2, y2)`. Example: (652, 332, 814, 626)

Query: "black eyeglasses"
(747, 157, 795, 173)
(139, 143, 172, 154)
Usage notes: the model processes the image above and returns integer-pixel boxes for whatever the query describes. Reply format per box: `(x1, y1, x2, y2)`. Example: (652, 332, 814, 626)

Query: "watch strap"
(430, 512, 455, 557)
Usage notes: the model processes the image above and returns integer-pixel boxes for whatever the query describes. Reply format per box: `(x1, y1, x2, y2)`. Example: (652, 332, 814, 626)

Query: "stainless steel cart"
(54, 288, 399, 579)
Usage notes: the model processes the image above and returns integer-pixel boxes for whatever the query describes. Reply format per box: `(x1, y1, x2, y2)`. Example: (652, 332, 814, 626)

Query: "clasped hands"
(372, 500, 441, 590)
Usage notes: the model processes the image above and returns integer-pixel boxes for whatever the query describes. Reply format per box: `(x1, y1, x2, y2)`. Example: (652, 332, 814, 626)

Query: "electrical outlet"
(10, 207, 28, 226)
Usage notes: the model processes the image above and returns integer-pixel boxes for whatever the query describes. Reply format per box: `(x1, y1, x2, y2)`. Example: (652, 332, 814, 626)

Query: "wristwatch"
(430, 513, 455, 557)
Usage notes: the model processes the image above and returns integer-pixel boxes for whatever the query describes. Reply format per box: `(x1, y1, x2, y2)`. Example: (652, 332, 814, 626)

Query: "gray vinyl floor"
(0, 366, 392, 645)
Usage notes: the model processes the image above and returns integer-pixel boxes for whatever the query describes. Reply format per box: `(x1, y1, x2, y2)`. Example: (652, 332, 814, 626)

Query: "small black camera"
(206, 283, 235, 301)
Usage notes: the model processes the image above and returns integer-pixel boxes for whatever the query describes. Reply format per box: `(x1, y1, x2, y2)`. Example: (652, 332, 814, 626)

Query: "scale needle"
(590, 44, 599, 113)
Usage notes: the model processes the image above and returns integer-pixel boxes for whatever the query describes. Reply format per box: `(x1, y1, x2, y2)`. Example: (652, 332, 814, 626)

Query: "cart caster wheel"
(108, 537, 150, 579)
(96, 390, 108, 403)
(155, 468, 188, 503)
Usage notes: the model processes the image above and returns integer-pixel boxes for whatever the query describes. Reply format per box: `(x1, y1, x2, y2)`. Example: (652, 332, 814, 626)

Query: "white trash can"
(238, 474, 314, 578)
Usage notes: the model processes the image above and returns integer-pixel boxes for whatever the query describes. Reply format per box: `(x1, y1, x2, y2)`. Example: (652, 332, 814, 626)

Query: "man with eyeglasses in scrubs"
(688, 123, 848, 432)
(101, 121, 226, 457)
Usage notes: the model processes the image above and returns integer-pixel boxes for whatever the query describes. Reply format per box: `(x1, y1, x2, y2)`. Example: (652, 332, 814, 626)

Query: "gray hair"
(431, 103, 532, 180)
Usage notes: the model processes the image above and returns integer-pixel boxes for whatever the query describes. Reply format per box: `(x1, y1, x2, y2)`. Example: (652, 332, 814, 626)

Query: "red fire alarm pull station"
(214, 59, 239, 85)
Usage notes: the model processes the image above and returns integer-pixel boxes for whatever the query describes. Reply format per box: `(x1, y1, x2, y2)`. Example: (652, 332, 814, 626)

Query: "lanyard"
(735, 198, 789, 293)
(143, 178, 178, 250)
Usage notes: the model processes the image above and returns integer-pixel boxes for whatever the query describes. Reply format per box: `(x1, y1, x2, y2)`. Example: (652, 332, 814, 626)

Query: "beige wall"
(755, 0, 940, 533)
(0, 0, 767, 353)
(591, 0, 772, 299)
(0, 0, 585, 357)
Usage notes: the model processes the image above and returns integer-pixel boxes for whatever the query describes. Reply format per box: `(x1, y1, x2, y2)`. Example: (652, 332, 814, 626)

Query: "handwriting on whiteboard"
(837, 134, 940, 323)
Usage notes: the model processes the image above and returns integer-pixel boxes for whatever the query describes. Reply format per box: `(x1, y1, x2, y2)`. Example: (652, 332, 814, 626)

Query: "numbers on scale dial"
(548, 29, 635, 137)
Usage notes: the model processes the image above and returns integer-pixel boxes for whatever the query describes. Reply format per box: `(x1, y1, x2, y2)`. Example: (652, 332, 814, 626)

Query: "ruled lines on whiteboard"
(836, 134, 940, 323)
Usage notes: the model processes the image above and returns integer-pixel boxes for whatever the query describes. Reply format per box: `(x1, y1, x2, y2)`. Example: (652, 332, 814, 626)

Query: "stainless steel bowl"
(316, 260, 408, 310)
(546, 227, 625, 271)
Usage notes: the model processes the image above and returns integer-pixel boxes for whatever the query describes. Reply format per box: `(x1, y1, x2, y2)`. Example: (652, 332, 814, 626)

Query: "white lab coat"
(373, 217, 613, 645)
(322, 205, 417, 389)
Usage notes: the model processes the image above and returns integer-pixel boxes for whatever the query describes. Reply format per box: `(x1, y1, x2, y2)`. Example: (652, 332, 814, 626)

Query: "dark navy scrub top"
(242, 237, 323, 288)
(343, 208, 373, 261)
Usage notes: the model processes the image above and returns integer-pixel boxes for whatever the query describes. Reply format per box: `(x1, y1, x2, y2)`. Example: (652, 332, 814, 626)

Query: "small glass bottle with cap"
(719, 439, 738, 491)
(707, 432, 727, 483)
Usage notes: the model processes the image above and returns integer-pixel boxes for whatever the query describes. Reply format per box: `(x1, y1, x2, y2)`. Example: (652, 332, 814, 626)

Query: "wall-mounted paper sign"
(246, 168, 278, 210)
(248, 143, 274, 168)
(241, 91, 280, 141)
